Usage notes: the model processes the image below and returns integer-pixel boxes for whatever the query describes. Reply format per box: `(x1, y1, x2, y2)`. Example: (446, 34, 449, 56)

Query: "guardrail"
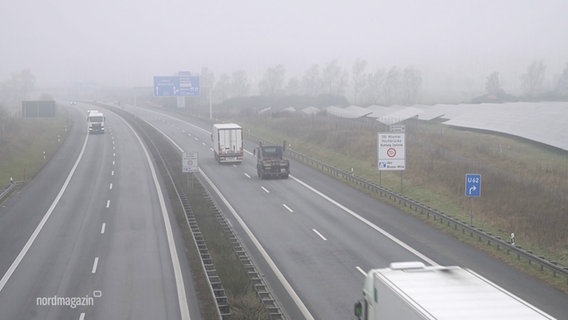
(245, 132, 568, 286)
(0, 181, 23, 203)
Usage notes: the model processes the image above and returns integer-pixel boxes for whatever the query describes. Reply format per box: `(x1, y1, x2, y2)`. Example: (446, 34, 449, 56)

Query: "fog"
(1, 0, 567, 99)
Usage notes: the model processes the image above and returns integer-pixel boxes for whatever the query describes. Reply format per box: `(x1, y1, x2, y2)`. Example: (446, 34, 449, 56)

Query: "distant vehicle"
(254, 141, 290, 179)
(86, 110, 105, 134)
(354, 262, 555, 320)
(211, 123, 243, 163)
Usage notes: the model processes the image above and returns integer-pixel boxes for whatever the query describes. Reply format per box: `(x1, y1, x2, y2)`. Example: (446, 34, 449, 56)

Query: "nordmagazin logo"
(36, 291, 101, 309)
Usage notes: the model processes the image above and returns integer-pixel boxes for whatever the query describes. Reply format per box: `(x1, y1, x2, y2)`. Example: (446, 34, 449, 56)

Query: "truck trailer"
(211, 123, 243, 163)
(354, 262, 555, 320)
(87, 110, 105, 134)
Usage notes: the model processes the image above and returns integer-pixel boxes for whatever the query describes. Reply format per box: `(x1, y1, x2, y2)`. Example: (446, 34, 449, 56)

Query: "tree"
(360, 68, 386, 105)
(214, 73, 231, 102)
(401, 67, 422, 105)
(384, 67, 401, 105)
(321, 60, 348, 96)
(555, 63, 568, 98)
(352, 58, 368, 105)
(231, 70, 249, 97)
(301, 64, 321, 96)
(258, 64, 286, 96)
(485, 71, 503, 95)
(286, 77, 302, 95)
(521, 60, 546, 98)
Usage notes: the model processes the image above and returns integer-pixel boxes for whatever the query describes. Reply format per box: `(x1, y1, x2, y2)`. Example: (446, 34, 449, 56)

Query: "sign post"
(465, 173, 481, 224)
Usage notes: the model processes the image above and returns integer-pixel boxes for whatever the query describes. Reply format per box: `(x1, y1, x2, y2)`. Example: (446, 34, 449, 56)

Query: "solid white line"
(282, 204, 294, 213)
(356, 266, 366, 276)
(290, 175, 438, 266)
(91, 257, 99, 274)
(261, 186, 270, 193)
(199, 169, 315, 320)
(244, 173, 251, 179)
(312, 228, 327, 241)
(106, 200, 110, 208)
(0, 132, 90, 293)
(109, 183, 113, 190)
(120, 118, 191, 320)
(101, 223, 106, 234)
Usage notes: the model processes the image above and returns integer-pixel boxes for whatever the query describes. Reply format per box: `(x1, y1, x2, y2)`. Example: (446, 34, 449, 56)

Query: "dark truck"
(254, 141, 290, 179)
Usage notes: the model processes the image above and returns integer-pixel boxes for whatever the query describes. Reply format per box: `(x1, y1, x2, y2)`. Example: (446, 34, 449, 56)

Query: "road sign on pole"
(182, 152, 198, 173)
(178, 71, 200, 96)
(377, 132, 406, 171)
(465, 173, 481, 197)
(153, 76, 179, 96)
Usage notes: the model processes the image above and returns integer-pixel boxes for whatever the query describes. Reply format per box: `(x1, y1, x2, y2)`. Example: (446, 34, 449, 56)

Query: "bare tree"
(321, 60, 348, 96)
(555, 63, 568, 98)
(384, 66, 401, 105)
(231, 70, 249, 97)
(258, 64, 286, 96)
(485, 71, 503, 95)
(214, 73, 231, 102)
(360, 68, 386, 105)
(352, 58, 368, 105)
(286, 76, 302, 95)
(301, 64, 321, 96)
(521, 60, 546, 98)
(401, 67, 422, 105)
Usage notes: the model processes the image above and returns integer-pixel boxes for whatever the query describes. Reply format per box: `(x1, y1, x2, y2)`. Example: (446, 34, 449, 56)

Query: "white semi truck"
(354, 262, 555, 320)
(86, 109, 105, 134)
(211, 123, 243, 163)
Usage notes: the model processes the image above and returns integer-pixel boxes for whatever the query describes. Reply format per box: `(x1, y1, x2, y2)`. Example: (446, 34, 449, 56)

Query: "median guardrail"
(245, 132, 568, 286)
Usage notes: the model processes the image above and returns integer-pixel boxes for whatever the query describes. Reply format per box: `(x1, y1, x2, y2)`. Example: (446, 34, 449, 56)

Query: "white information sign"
(182, 152, 198, 173)
(378, 133, 406, 171)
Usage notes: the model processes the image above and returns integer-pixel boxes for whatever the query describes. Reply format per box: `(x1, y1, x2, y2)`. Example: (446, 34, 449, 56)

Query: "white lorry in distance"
(211, 123, 243, 163)
(354, 262, 555, 320)
(86, 109, 105, 134)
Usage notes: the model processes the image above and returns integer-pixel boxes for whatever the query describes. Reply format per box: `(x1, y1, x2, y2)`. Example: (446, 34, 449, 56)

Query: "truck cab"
(254, 142, 290, 179)
(86, 110, 105, 134)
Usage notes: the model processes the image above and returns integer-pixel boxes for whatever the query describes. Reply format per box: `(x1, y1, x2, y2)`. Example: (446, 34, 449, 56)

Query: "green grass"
(0, 111, 68, 187)
(237, 114, 568, 269)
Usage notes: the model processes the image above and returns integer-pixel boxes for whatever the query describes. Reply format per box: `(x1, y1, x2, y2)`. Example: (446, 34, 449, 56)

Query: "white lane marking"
(356, 266, 366, 276)
(244, 173, 251, 179)
(120, 118, 191, 320)
(202, 142, 207, 147)
(290, 175, 438, 266)
(199, 169, 315, 320)
(112, 160, 115, 166)
(109, 183, 113, 190)
(261, 186, 270, 194)
(193, 137, 199, 141)
(113, 152, 116, 157)
(111, 170, 115, 176)
(0, 132, 90, 293)
(312, 228, 327, 241)
(209, 147, 214, 152)
(91, 257, 99, 274)
(282, 204, 294, 213)
(79, 312, 85, 320)
(106, 200, 110, 208)
(101, 223, 106, 234)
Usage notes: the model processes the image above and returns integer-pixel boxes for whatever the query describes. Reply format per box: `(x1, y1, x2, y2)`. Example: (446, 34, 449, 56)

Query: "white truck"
(211, 123, 243, 163)
(86, 109, 105, 134)
(354, 262, 555, 320)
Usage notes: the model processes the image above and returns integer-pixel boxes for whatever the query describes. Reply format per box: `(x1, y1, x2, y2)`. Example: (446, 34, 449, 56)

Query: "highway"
(126, 105, 567, 319)
(0, 104, 200, 320)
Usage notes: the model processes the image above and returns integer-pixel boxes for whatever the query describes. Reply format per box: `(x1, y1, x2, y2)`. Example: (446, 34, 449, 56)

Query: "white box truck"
(211, 123, 243, 163)
(354, 262, 555, 320)
(87, 109, 105, 134)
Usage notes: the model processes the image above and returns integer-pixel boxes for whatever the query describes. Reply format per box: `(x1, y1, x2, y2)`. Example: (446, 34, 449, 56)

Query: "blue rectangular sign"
(465, 173, 481, 197)
(153, 76, 179, 97)
(178, 71, 200, 96)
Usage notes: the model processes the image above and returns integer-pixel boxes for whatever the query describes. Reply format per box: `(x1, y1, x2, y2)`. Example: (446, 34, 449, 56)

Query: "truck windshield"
(262, 146, 282, 158)
(88, 116, 104, 122)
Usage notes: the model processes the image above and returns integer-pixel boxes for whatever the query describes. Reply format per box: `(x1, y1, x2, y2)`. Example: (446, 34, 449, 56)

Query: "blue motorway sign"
(178, 72, 200, 96)
(153, 76, 179, 96)
(465, 173, 481, 197)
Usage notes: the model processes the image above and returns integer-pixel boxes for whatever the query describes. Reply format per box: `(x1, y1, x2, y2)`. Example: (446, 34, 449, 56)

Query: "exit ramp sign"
(465, 173, 481, 197)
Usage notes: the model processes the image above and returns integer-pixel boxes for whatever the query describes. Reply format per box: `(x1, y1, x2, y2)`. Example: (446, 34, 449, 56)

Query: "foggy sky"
(2, 0, 568, 94)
